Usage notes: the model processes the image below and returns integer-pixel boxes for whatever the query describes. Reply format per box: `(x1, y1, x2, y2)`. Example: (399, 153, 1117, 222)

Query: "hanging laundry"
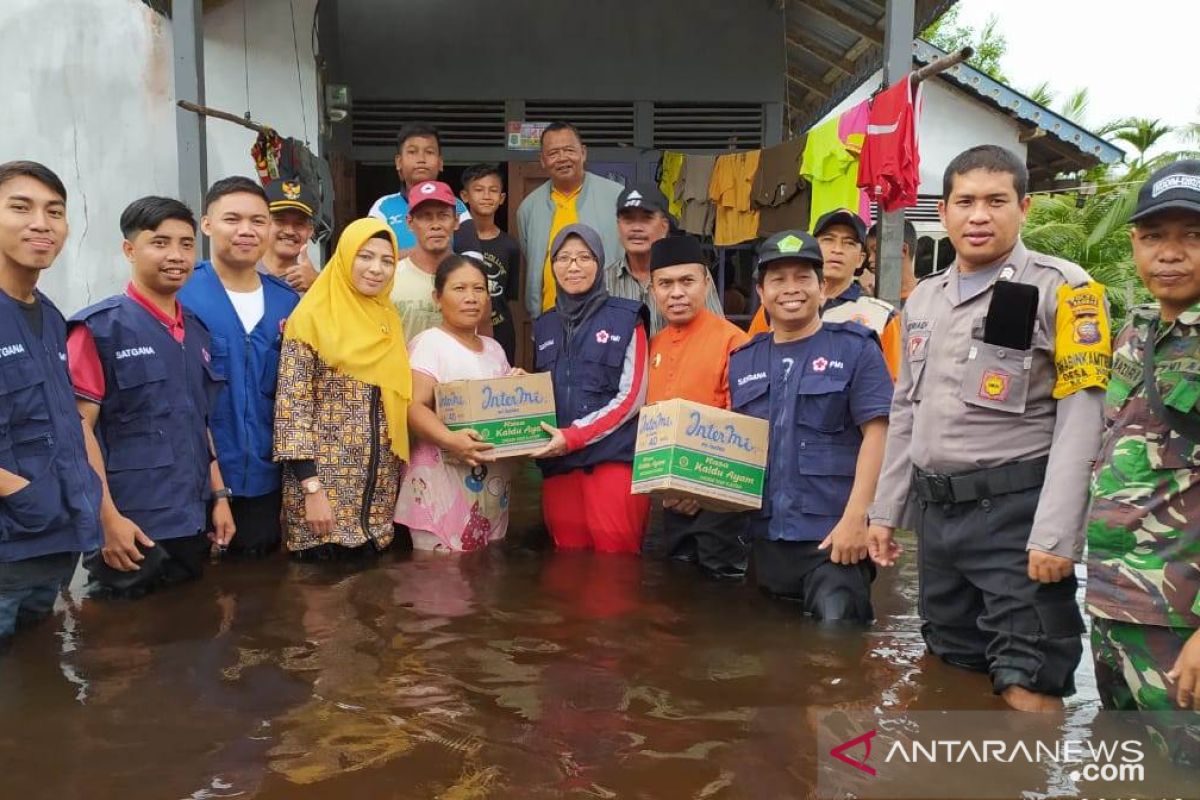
(751, 136, 810, 237)
(858, 77, 923, 212)
(678, 154, 717, 236)
(251, 127, 285, 183)
(251, 132, 332, 241)
(801, 116, 865, 230)
(658, 151, 685, 220)
(709, 150, 761, 246)
(837, 100, 874, 221)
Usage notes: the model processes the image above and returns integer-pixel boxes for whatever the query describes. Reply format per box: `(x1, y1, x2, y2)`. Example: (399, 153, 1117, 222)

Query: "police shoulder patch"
(1052, 280, 1112, 399)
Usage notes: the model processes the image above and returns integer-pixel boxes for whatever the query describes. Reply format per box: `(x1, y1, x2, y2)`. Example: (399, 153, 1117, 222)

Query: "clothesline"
(1029, 180, 1142, 198)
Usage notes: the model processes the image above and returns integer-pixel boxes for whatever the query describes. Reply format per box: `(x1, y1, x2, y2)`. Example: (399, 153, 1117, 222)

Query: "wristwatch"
(212, 488, 233, 501)
(302, 478, 323, 495)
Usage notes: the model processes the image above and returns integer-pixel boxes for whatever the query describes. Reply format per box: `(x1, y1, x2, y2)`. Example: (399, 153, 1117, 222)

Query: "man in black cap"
(746, 209, 901, 379)
(643, 234, 751, 578)
(814, 208, 901, 380)
(260, 176, 319, 293)
(728, 230, 893, 622)
(1086, 160, 1200, 732)
(604, 183, 724, 335)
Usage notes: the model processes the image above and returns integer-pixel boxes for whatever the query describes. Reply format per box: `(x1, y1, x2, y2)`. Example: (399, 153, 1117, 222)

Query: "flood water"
(0, 465, 1127, 799)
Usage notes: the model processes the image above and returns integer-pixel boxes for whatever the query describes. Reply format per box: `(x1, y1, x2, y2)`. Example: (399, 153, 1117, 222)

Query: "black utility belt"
(912, 456, 1048, 505)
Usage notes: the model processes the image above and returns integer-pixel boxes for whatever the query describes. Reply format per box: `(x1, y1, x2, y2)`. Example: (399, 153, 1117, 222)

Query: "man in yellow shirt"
(517, 122, 624, 317)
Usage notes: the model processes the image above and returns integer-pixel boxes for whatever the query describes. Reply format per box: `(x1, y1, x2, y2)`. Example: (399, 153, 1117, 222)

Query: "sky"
(951, 0, 1199, 153)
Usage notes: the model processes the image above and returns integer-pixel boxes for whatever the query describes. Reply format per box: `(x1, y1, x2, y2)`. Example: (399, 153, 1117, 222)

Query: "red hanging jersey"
(858, 78, 923, 212)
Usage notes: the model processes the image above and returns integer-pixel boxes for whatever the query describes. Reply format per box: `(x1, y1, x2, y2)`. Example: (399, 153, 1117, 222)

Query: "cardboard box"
(434, 372, 557, 458)
(631, 399, 769, 511)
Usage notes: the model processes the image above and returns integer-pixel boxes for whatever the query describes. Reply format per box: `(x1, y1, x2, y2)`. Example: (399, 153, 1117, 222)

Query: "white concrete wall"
(201, 0, 320, 191)
(0, 0, 177, 313)
(815, 69, 1027, 197)
(0, 0, 320, 317)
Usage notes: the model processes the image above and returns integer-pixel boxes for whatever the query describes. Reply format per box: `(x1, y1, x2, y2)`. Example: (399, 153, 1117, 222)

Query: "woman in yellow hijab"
(273, 218, 412, 559)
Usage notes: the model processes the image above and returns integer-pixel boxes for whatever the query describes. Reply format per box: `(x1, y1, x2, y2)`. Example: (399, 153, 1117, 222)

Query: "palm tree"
(1180, 107, 1200, 146)
(1058, 88, 1090, 125)
(1027, 81, 1055, 107)
(1023, 189, 1147, 327)
(1104, 117, 1175, 167)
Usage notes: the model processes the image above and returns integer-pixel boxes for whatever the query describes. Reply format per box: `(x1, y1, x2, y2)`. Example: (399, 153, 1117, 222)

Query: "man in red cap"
(391, 180, 460, 344)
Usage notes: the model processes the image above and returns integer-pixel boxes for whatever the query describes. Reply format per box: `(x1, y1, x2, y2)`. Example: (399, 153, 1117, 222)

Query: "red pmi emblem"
(595, 330, 610, 344)
(811, 357, 829, 372)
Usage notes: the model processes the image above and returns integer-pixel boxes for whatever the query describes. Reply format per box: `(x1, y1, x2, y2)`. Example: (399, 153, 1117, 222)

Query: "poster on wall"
(506, 121, 550, 150)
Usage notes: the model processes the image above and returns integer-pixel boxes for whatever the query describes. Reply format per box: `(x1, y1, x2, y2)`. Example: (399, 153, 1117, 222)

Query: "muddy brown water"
(0, 465, 1160, 800)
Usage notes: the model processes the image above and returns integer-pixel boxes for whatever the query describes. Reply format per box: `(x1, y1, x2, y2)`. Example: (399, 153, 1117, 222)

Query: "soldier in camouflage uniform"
(1087, 161, 1200, 762)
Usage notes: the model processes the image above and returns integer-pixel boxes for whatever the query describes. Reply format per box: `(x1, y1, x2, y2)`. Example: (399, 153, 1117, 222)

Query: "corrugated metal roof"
(784, 0, 956, 130)
(912, 39, 1123, 178)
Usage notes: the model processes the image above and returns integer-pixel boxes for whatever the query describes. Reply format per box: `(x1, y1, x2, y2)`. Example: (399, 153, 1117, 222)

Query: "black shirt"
(14, 295, 42, 339)
(456, 220, 522, 322)
(456, 220, 523, 362)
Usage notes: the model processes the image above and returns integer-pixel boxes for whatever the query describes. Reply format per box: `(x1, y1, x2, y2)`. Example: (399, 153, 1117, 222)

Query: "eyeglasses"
(553, 253, 597, 267)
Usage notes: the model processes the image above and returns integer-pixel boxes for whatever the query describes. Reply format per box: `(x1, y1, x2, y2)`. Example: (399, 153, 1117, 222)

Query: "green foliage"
(922, 8, 1008, 81)
(1105, 117, 1176, 167)
(1022, 188, 1148, 327)
(1058, 88, 1090, 125)
(1027, 81, 1055, 107)
(922, 10, 1200, 328)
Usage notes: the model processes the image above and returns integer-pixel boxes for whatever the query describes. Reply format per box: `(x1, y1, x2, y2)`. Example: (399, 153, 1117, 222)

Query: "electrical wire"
(242, 0, 251, 118)
(290, 0, 310, 145)
(1028, 179, 1142, 198)
(780, 1, 793, 136)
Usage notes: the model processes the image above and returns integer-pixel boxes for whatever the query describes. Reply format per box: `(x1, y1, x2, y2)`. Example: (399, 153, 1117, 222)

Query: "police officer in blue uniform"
(729, 230, 893, 623)
(0, 161, 102, 645)
(68, 197, 233, 593)
(179, 177, 300, 558)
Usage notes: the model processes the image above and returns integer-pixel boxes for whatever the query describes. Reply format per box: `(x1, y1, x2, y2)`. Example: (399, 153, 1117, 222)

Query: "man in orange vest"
(747, 210, 901, 380)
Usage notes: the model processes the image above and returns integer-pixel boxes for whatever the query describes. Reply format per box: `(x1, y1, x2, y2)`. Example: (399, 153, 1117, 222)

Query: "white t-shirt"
(408, 326, 510, 383)
(226, 286, 265, 333)
(391, 257, 441, 345)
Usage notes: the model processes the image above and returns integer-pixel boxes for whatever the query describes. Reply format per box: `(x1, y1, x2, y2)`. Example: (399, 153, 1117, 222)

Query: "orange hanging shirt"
(708, 151, 761, 246)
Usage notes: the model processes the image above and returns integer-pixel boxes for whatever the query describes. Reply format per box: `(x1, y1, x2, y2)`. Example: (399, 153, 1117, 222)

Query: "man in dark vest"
(68, 196, 233, 592)
(0, 160, 103, 646)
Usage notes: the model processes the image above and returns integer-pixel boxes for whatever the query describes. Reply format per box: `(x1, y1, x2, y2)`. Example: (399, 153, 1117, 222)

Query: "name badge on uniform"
(1111, 351, 1141, 387)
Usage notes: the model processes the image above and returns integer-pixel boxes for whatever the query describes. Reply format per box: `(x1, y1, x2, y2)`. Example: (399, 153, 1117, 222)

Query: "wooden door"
(506, 161, 550, 370)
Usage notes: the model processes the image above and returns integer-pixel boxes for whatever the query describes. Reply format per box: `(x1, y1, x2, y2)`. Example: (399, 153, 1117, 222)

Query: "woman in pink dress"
(395, 254, 515, 551)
